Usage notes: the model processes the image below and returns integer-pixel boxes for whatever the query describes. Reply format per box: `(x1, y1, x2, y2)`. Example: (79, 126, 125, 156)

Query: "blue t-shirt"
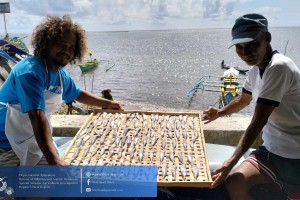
(0, 56, 82, 149)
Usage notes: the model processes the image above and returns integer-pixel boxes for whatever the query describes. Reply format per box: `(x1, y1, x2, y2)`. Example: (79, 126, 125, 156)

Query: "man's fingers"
(210, 173, 225, 189)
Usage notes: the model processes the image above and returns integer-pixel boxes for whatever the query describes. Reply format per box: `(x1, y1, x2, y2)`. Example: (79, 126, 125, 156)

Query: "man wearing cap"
(203, 13, 300, 199)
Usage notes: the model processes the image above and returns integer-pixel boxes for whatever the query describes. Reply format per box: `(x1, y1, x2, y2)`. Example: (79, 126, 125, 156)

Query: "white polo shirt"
(243, 52, 300, 159)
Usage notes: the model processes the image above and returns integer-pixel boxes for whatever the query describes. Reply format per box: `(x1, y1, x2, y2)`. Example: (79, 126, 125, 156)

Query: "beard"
(53, 53, 72, 67)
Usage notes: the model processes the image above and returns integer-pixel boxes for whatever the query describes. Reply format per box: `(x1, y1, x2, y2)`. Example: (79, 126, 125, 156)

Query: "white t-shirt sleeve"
(258, 64, 290, 106)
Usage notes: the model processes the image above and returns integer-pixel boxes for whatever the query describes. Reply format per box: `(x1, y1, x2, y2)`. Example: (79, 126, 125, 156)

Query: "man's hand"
(202, 106, 221, 124)
(210, 159, 234, 189)
(107, 101, 123, 110)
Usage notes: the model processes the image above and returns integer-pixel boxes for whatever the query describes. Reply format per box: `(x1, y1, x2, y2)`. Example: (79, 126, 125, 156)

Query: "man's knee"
(225, 172, 248, 197)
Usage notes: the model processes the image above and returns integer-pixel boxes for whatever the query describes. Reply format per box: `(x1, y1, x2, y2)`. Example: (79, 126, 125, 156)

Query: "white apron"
(3, 69, 63, 165)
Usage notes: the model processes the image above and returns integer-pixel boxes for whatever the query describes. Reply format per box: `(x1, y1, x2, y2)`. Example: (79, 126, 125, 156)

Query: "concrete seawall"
(51, 114, 252, 146)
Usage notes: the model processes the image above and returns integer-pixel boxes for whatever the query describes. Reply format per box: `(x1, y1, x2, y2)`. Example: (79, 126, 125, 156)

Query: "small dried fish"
(98, 128, 105, 136)
(82, 157, 91, 165)
(91, 146, 99, 156)
(130, 113, 135, 119)
(151, 137, 158, 147)
(160, 130, 165, 138)
(142, 114, 147, 120)
(143, 136, 147, 146)
(121, 136, 127, 147)
(134, 129, 141, 137)
(171, 165, 177, 178)
(83, 147, 90, 157)
(79, 128, 87, 137)
(138, 149, 144, 161)
(150, 114, 155, 121)
(107, 113, 112, 119)
(83, 135, 91, 143)
(96, 121, 103, 127)
(180, 164, 187, 178)
(169, 152, 175, 163)
(115, 136, 120, 146)
(90, 135, 97, 145)
(110, 137, 115, 145)
(168, 130, 173, 139)
(149, 150, 154, 161)
(127, 136, 132, 148)
(99, 138, 105, 145)
(134, 121, 139, 128)
(194, 131, 199, 140)
(100, 147, 107, 156)
(161, 139, 166, 150)
(176, 122, 180, 130)
(179, 115, 183, 121)
(109, 147, 114, 157)
(102, 112, 108, 119)
(72, 148, 80, 160)
(187, 153, 193, 164)
(192, 165, 199, 179)
(117, 149, 123, 159)
(178, 152, 184, 163)
(123, 128, 130, 136)
(76, 138, 83, 147)
(135, 113, 140, 120)
(151, 121, 156, 129)
(160, 150, 165, 163)
(182, 131, 187, 139)
(165, 115, 170, 122)
(74, 159, 81, 166)
(117, 121, 121, 128)
(166, 123, 170, 130)
(96, 112, 101, 119)
(134, 137, 139, 146)
(142, 121, 147, 128)
(176, 130, 180, 139)
(162, 164, 168, 179)
(105, 128, 112, 136)
(126, 120, 130, 127)
(189, 123, 194, 130)
(171, 123, 175, 131)
(110, 120, 115, 128)
(144, 128, 149, 136)
(190, 141, 195, 149)
(172, 138, 177, 149)
(103, 120, 109, 127)
(150, 130, 155, 138)
(113, 129, 118, 138)
(130, 148, 136, 161)
(183, 139, 187, 150)
(183, 115, 187, 123)
(181, 123, 186, 130)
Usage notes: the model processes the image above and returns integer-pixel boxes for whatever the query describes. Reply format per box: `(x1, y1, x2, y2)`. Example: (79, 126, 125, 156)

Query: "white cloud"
(0, 0, 298, 33)
(254, 6, 281, 14)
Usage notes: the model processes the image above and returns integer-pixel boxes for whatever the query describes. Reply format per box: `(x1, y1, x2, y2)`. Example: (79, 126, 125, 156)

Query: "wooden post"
(3, 13, 7, 36)
(0, 2, 10, 39)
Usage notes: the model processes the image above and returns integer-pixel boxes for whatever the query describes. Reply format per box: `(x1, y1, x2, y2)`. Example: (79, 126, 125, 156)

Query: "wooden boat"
(78, 59, 100, 73)
(188, 67, 245, 108)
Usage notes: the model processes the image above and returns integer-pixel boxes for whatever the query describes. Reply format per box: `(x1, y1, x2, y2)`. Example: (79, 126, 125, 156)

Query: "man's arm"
(210, 103, 275, 188)
(28, 110, 67, 165)
(76, 90, 122, 110)
(203, 91, 252, 123)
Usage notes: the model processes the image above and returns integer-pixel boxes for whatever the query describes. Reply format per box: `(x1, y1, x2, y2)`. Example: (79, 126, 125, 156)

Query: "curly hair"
(30, 14, 88, 63)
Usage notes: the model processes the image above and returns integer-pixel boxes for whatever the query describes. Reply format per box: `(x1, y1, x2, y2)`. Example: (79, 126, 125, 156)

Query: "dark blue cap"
(229, 13, 268, 48)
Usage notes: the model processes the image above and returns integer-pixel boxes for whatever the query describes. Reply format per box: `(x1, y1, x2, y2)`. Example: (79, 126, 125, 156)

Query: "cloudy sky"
(1, 0, 300, 34)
